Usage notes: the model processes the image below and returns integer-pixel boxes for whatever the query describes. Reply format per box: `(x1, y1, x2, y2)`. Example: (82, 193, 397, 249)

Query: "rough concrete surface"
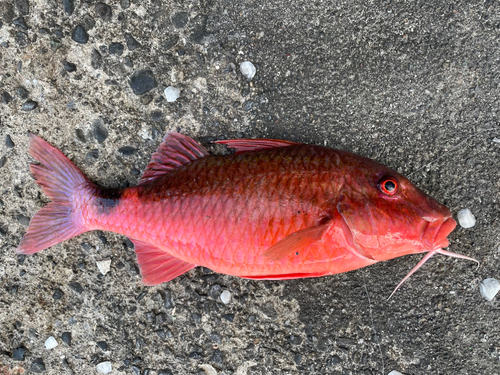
(0, 0, 499, 374)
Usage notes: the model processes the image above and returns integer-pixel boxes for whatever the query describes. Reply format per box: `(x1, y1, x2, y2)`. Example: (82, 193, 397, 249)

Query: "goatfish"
(17, 132, 478, 297)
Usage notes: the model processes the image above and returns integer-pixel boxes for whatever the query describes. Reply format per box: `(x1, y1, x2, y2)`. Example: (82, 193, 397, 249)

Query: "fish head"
(336, 152, 456, 261)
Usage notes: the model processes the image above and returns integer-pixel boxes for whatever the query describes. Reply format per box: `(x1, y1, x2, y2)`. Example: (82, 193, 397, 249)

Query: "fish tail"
(16, 133, 93, 255)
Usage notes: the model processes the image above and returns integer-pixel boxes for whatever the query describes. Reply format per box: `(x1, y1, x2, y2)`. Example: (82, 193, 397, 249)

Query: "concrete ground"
(1, 0, 499, 374)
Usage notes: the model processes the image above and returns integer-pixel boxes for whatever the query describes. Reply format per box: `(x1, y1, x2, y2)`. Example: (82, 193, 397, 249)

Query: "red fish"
(17, 132, 477, 296)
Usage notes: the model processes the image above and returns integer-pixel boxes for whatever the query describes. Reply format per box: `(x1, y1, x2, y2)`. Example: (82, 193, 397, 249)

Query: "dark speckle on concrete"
(69, 282, 83, 294)
(61, 332, 71, 346)
(124, 33, 140, 51)
(118, 146, 137, 155)
(95, 2, 112, 21)
(31, 358, 46, 373)
(71, 25, 88, 44)
(13, 346, 27, 361)
(92, 119, 108, 142)
(129, 70, 157, 95)
(1, 91, 13, 104)
(62, 60, 77, 72)
(171, 12, 188, 29)
(63, 0, 75, 16)
(5, 135, 14, 148)
(21, 100, 37, 111)
(52, 288, 64, 300)
(16, 87, 28, 99)
(109, 42, 124, 56)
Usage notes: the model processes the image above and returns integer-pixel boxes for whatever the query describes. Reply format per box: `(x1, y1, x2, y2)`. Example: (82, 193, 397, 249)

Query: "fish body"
(18, 133, 475, 291)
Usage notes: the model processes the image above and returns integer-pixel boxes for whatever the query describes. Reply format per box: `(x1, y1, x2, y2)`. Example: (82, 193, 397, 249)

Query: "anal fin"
(131, 239, 196, 285)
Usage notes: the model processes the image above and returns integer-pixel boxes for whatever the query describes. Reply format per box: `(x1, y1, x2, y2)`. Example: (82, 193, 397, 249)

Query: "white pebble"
(96, 361, 112, 374)
(220, 290, 231, 304)
(199, 364, 218, 375)
(479, 278, 500, 301)
(164, 86, 180, 102)
(96, 259, 111, 275)
(388, 371, 403, 375)
(457, 208, 476, 228)
(44, 336, 58, 349)
(240, 61, 256, 79)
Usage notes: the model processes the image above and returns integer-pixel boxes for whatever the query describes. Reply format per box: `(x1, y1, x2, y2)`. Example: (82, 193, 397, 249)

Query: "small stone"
(199, 364, 218, 375)
(457, 208, 476, 228)
(92, 119, 108, 142)
(61, 332, 71, 345)
(63, 0, 75, 15)
(97, 341, 108, 350)
(240, 61, 256, 79)
(158, 370, 173, 375)
(118, 146, 137, 155)
(124, 33, 140, 50)
(15, 0, 30, 15)
(220, 290, 231, 304)
(44, 336, 58, 349)
(479, 278, 500, 301)
(13, 16, 28, 30)
(31, 358, 46, 373)
(120, 0, 130, 9)
(1, 91, 13, 103)
(82, 14, 96, 30)
(17, 214, 30, 226)
(95, 2, 112, 20)
(15, 31, 30, 47)
(191, 313, 202, 323)
(0, 157, 6, 168)
(96, 259, 111, 275)
(71, 25, 88, 44)
(21, 100, 37, 111)
(289, 335, 302, 345)
(5, 135, 14, 148)
(131, 366, 141, 375)
(62, 60, 77, 72)
(13, 346, 27, 361)
(164, 86, 180, 102)
(16, 86, 29, 99)
(109, 42, 124, 56)
(222, 314, 234, 322)
(91, 48, 103, 69)
(244, 100, 254, 111)
(293, 352, 301, 365)
(129, 70, 157, 95)
(96, 361, 112, 374)
(171, 12, 188, 28)
(388, 372, 403, 375)
(208, 284, 222, 299)
(53, 288, 64, 300)
(212, 349, 223, 363)
(69, 282, 83, 294)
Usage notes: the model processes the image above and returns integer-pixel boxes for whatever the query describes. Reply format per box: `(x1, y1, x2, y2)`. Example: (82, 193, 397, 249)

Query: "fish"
(17, 132, 478, 296)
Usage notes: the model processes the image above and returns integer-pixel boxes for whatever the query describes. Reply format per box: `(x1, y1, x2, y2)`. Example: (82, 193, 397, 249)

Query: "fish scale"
(18, 132, 477, 295)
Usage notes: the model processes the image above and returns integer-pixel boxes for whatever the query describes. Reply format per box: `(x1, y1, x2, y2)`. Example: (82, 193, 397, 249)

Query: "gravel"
(71, 25, 89, 44)
(164, 86, 180, 102)
(240, 61, 256, 80)
(129, 70, 157, 95)
(21, 100, 37, 111)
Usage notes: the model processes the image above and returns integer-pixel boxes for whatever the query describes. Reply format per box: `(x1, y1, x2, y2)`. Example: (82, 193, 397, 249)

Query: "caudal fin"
(17, 134, 91, 254)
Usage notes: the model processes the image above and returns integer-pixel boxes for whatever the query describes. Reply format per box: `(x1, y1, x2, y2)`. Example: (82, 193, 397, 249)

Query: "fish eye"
(378, 176, 398, 196)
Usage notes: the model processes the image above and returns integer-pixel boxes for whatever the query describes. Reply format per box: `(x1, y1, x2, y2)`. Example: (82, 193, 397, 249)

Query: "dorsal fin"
(131, 238, 196, 285)
(139, 132, 209, 185)
(215, 138, 300, 154)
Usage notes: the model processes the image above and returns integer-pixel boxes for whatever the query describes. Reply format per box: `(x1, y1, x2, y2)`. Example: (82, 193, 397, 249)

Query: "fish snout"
(423, 217, 457, 250)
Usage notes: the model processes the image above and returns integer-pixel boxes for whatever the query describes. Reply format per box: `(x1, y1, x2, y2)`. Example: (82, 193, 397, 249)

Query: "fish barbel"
(17, 132, 477, 295)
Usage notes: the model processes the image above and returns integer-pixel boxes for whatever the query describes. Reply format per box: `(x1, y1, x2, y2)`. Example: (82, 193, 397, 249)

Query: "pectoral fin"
(263, 220, 332, 262)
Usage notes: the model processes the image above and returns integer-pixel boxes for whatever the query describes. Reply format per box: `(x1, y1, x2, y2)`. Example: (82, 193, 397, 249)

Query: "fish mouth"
(424, 217, 457, 250)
